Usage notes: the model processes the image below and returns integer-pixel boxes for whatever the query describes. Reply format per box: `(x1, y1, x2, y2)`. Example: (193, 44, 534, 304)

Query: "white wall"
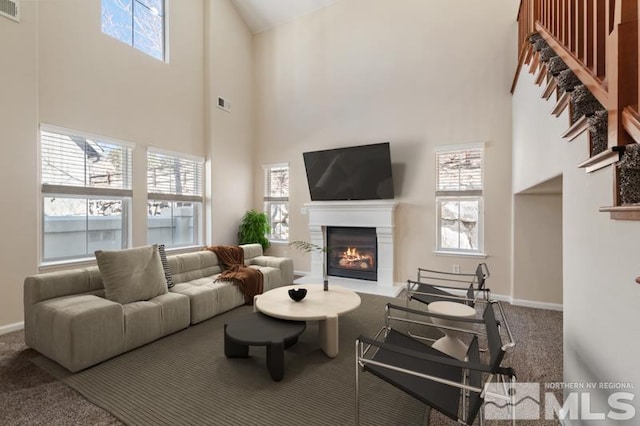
(513, 192, 563, 306)
(512, 66, 566, 193)
(0, 0, 206, 329)
(253, 0, 520, 297)
(38, 1, 204, 155)
(204, 0, 255, 245)
(0, 3, 38, 330)
(513, 65, 640, 417)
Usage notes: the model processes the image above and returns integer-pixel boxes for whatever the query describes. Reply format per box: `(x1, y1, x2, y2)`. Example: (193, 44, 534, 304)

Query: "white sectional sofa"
(24, 244, 294, 372)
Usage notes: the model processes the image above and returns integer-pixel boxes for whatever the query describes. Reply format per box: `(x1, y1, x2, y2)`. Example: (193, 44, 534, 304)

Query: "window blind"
(264, 164, 289, 202)
(41, 128, 132, 197)
(147, 149, 204, 202)
(436, 148, 483, 194)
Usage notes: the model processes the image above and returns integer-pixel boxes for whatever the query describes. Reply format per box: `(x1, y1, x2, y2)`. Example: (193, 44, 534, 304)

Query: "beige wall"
(204, 0, 255, 245)
(0, 0, 207, 329)
(253, 0, 519, 297)
(513, 192, 562, 306)
(38, 0, 205, 247)
(0, 2, 38, 329)
(513, 66, 640, 410)
(38, 0, 204, 155)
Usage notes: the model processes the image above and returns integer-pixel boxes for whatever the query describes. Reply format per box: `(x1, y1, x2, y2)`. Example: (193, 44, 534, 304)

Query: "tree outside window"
(263, 164, 289, 242)
(435, 144, 484, 254)
(40, 126, 133, 263)
(147, 149, 204, 248)
(102, 0, 165, 61)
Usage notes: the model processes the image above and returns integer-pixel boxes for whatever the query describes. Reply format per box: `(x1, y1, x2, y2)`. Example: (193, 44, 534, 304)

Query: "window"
(40, 126, 133, 263)
(435, 144, 484, 254)
(101, 0, 166, 61)
(263, 164, 289, 242)
(147, 149, 204, 248)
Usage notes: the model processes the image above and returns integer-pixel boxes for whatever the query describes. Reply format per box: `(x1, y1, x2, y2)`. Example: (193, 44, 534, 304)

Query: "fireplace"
(295, 200, 400, 297)
(326, 227, 377, 281)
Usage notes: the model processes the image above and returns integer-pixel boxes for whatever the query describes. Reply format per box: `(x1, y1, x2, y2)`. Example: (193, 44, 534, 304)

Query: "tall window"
(101, 0, 166, 61)
(40, 126, 133, 263)
(147, 149, 203, 248)
(435, 144, 484, 254)
(263, 164, 289, 242)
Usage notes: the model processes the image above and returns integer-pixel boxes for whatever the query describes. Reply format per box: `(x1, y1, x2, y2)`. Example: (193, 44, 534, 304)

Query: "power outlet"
(452, 264, 460, 274)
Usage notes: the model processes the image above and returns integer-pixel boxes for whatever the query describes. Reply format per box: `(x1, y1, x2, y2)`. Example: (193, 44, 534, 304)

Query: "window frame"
(146, 147, 204, 249)
(434, 143, 485, 256)
(101, 0, 168, 62)
(263, 163, 290, 243)
(39, 124, 134, 265)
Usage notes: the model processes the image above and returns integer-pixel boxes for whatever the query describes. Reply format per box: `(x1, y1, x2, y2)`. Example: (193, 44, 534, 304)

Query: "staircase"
(513, 0, 640, 220)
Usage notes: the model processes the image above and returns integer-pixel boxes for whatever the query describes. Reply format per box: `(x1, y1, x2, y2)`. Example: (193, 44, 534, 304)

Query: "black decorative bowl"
(288, 288, 307, 302)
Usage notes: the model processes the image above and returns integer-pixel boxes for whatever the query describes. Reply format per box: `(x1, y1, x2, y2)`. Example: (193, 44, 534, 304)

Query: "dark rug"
(32, 293, 429, 425)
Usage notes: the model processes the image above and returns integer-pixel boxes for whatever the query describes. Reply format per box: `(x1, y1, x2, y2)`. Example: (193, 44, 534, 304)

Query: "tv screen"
(303, 142, 395, 201)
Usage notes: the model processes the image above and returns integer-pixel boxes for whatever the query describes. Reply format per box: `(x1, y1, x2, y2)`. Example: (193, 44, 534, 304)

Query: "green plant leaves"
(288, 241, 327, 253)
(238, 210, 271, 250)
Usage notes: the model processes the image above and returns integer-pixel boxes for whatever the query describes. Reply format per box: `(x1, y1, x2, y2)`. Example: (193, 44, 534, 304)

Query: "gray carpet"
(2, 292, 564, 425)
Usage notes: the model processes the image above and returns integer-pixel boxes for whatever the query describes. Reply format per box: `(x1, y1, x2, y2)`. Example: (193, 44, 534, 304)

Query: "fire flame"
(339, 247, 374, 269)
(344, 247, 359, 258)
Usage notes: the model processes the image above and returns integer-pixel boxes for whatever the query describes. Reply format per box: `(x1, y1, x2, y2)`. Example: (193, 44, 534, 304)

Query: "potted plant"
(238, 210, 271, 250)
(289, 240, 330, 291)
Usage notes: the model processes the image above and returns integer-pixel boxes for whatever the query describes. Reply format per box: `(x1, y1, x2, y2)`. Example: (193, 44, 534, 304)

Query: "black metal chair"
(355, 300, 515, 425)
(407, 263, 491, 308)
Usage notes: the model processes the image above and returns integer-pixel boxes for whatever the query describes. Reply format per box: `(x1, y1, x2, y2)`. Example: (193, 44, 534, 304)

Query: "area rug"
(33, 293, 428, 425)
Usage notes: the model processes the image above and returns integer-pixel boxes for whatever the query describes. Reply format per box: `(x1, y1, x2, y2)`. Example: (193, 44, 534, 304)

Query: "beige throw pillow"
(96, 245, 168, 304)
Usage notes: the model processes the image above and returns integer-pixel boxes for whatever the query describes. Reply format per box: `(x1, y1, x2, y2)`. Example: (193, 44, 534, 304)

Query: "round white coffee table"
(254, 284, 361, 358)
(428, 301, 477, 360)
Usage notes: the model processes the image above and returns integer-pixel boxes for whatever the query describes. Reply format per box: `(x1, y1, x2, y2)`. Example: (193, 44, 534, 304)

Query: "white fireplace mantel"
(295, 200, 401, 297)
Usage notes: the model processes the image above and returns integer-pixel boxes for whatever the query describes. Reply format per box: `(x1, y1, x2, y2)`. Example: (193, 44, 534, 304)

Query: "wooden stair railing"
(514, 0, 640, 220)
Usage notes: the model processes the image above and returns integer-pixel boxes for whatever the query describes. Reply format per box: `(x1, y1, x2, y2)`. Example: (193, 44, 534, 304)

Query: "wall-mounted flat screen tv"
(303, 142, 395, 201)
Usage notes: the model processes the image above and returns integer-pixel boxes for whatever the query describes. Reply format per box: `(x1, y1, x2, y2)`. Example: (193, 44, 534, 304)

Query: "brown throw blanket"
(205, 245, 263, 305)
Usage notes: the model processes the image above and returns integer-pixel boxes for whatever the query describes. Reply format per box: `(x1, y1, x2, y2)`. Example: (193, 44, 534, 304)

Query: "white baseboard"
(472, 292, 563, 311)
(0, 321, 24, 335)
(294, 272, 564, 311)
(511, 298, 563, 312)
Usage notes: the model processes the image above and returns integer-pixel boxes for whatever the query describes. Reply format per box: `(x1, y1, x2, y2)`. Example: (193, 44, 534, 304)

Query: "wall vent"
(0, 0, 19, 22)
(217, 96, 231, 112)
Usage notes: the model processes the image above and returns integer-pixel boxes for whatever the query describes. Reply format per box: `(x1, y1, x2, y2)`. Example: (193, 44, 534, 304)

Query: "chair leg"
(511, 375, 516, 426)
(461, 370, 468, 421)
(355, 340, 360, 425)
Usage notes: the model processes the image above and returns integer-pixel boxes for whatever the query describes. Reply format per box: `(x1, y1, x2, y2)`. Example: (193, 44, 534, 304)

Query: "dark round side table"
(224, 312, 306, 381)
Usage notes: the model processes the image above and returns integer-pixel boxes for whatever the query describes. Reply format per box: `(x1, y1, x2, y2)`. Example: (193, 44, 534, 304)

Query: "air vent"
(0, 0, 19, 22)
(217, 96, 231, 112)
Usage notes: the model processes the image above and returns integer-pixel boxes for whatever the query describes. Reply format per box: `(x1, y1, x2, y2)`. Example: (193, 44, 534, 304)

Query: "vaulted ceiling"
(230, 0, 340, 34)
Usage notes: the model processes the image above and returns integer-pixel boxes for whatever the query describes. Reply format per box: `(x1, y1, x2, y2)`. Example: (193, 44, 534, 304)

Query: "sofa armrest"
(251, 256, 294, 286)
(24, 267, 104, 307)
